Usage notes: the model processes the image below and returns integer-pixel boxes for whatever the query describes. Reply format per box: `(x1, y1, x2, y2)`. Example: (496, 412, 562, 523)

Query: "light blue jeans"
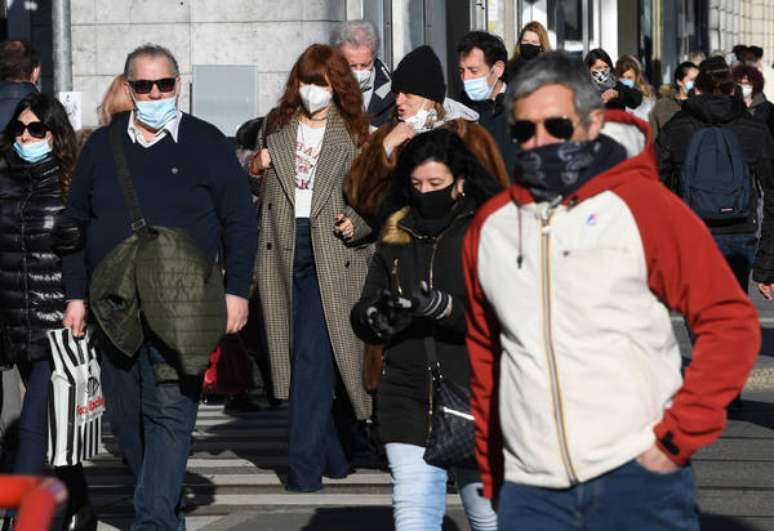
(385, 443, 497, 531)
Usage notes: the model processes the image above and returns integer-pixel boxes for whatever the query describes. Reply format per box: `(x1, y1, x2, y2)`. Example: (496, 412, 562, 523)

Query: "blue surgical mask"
(684, 80, 694, 93)
(13, 138, 51, 164)
(134, 96, 178, 130)
(464, 74, 495, 101)
(620, 78, 635, 88)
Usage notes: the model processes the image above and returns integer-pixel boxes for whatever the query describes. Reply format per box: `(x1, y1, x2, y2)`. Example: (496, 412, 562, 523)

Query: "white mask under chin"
(353, 68, 374, 91)
(403, 107, 438, 133)
(299, 84, 333, 115)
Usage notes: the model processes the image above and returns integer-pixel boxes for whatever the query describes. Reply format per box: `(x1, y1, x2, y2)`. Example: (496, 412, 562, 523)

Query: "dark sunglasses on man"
(128, 77, 177, 95)
(9, 120, 48, 139)
(511, 117, 575, 143)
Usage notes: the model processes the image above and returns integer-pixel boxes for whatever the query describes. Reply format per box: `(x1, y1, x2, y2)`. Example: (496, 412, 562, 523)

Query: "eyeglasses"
(510, 117, 575, 143)
(9, 120, 47, 139)
(127, 77, 177, 94)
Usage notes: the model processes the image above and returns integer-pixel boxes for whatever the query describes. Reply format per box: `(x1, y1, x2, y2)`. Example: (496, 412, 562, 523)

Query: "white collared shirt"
(126, 110, 183, 148)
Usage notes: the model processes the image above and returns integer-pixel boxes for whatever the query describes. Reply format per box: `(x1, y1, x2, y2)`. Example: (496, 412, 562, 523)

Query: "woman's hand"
(249, 148, 272, 176)
(334, 213, 355, 240)
(601, 89, 619, 103)
(383, 123, 416, 155)
(63, 300, 87, 338)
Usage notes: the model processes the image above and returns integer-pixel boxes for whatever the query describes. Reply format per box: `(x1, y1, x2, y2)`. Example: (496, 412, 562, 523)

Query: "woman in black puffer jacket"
(0, 93, 95, 530)
(351, 129, 503, 531)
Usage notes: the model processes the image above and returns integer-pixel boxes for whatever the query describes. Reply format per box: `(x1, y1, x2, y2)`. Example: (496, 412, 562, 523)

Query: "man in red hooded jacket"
(463, 51, 760, 530)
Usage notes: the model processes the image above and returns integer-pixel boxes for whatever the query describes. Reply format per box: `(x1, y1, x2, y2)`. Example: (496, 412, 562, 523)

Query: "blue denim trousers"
(100, 342, 200, 531)
(713, 233, 757, 293)
(384, 443, 497, 531)
(497, 459, 700, 531)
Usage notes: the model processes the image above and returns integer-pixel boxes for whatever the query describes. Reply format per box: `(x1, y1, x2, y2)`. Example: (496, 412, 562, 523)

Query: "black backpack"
(679, 127, 752, 222)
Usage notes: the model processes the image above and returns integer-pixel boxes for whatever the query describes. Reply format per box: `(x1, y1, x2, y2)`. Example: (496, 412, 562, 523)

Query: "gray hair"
(505, 51, 603, 127)
(331, 20, 379, 54)
(124, 43, 180, 80)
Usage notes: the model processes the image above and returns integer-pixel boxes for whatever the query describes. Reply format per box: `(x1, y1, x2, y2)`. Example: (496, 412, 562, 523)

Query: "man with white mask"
(62, 44, 257, 529)
(332, 19, 395, 128)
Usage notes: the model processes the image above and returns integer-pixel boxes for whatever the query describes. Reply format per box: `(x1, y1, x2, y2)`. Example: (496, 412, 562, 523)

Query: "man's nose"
(533, 123, 555, 148)
(149, 83, 162, 99)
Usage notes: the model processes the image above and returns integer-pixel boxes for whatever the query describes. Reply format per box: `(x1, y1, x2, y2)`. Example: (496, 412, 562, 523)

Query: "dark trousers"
(497, 460, 699, 531)
(100, 343, 200, 530)
(14, 358, 89, 513)
(287, 219, 349, 491)
(713, 233, 757, 293)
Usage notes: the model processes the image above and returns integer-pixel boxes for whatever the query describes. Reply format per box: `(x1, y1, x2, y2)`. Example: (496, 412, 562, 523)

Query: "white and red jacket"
(463, 111, 760, 498)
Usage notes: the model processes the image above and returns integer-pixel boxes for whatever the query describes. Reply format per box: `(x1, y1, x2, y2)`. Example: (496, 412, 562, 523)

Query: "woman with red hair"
(250, 44, 372, 492)
(733, 63, 774, 139)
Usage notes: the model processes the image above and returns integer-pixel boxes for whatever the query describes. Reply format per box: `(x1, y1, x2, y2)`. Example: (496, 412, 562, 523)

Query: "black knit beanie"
(391, 45, 446, 103)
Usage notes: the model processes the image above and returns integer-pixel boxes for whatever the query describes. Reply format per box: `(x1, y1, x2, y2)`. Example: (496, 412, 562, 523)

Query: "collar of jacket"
(0, 81, 38, 99)
(381, 198, 476, 245)
(5, 150, 60, 181)
(373, 58, 392, 94)
(682, 94, 747, 125)
(458, 89, 505, 117)
(508, 109, 657, 208)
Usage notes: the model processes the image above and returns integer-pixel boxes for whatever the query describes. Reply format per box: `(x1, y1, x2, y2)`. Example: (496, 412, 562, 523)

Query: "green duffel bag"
(89, 117, 226, 378)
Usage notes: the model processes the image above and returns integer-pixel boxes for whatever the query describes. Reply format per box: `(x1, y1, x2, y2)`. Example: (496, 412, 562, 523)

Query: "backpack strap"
(109, 116, 150, 236)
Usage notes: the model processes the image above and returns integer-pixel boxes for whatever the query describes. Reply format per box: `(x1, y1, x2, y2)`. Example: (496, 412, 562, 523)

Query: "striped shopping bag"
(46, 327, 105, 466)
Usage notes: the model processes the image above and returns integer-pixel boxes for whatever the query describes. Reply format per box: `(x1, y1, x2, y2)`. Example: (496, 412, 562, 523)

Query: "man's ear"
(30, 65, 41, 85)
(586, 108, 605, 139)
(492, 60, 506, 79)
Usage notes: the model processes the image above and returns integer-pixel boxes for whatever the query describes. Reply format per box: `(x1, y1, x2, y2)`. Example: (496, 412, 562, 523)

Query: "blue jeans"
(384, 443, 497, 531)
(100, 342, 200, 531)
(713, 233, 757, 293)
(497, 459, 699, 531)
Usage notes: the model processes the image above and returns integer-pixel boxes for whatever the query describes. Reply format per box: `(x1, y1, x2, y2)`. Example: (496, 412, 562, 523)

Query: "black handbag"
(422, 336, 477, 469)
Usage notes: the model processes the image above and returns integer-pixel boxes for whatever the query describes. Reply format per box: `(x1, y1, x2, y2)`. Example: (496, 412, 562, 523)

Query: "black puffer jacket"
(351, 199, 474, 447)
(656, 94, 774, 235)
(0, 151, 66, 365)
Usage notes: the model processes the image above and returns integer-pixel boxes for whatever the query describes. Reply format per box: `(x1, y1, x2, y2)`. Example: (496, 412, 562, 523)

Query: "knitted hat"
(391, 45, 446, 103)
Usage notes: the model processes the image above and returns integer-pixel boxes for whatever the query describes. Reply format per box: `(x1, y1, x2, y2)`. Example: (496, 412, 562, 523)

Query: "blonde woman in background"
(506, 21, 551, 80)
(616, 55, 656, 121)
(96, 74, 133, 126)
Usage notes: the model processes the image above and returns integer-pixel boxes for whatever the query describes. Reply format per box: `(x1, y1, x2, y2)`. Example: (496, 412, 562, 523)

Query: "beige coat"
(254, 106, 372, 420)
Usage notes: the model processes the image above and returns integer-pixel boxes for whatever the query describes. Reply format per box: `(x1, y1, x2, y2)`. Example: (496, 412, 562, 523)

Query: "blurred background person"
(733, 63, 774, 139)
(0, 93, 95, 530)
(351, 128, 503, 531)
(650, 61, 698, 139)
(250, 44, 373, 492)
(332, 20, 395, 129)
(0, 40, 39, 130)
(506, 21, 551, 81)
(96, 74, 133, 126)
(585, 48, 643, 111)
(616, 55, 656, 122)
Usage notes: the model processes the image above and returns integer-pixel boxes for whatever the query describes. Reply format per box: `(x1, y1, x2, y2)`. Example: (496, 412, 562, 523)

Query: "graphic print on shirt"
(295, 126, 325, 191)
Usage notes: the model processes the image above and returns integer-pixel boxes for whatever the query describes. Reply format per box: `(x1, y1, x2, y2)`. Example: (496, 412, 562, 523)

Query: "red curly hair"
(270, 44, 369, 146)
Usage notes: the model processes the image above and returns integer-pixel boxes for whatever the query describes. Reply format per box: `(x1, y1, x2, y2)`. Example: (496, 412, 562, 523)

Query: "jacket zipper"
(540, 198, 579, 485)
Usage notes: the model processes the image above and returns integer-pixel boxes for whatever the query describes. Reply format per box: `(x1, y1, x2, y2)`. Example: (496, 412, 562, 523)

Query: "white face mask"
(353, 68, 373, 91)
(403, 106, 438, 133)
(299, 83, 333, 115)
(741, 84, 754, 98)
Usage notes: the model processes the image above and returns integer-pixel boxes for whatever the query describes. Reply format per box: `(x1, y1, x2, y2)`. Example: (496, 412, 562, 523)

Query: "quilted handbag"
(422, 337, 477, 469)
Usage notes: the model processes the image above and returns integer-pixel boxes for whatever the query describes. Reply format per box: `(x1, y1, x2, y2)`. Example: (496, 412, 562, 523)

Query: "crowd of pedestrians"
(0, 17, 770, 531)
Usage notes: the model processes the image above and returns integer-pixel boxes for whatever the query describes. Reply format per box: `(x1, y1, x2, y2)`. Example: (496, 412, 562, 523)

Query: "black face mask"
(410, 182, 456, 220)
(515, 140, 600, 201)
(520, 43, 541, 61)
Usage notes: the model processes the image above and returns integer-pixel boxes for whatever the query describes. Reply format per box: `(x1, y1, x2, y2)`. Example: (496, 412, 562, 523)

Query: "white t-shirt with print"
(294, 123, 326, 218)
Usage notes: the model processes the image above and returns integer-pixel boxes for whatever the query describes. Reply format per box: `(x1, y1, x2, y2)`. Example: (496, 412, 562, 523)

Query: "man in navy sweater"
(62, 44, 258, 529)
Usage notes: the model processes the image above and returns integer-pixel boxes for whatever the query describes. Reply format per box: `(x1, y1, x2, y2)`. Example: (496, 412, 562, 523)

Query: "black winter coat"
(656, 94, 774, 235)
(0, 152, 66, 365)
(748, 93, 774, 140)
(351, 200, 474, 447)
(603, 81, 643, 111)
(459, 89, 518, 178)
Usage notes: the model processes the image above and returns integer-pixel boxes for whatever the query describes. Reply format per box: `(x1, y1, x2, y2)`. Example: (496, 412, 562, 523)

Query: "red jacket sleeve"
(463, 198, 506, 500)
(619, 182, 760, 465)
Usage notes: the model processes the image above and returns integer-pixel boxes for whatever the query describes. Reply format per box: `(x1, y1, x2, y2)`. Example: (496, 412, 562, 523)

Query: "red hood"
(509, 109, 658, 206)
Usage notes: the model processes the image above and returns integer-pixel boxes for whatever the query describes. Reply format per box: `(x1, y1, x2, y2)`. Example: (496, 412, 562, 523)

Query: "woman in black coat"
(0, 93, 95, 530)
(585, 48, 643, 111)
(351, 129, 503, 531)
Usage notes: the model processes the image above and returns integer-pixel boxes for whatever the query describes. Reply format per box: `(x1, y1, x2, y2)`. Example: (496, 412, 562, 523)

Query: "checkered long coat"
(254, 106, 373, 420)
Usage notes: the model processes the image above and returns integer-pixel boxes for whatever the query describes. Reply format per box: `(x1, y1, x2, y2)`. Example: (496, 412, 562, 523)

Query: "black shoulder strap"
(109, 117, 149, 235)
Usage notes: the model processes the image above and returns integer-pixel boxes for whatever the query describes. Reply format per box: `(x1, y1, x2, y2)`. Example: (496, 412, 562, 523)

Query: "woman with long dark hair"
(249, 44, 373, 492)
(0, 93, 95, 530)
(351, 129, 503, 531)
(585, 48, 643, 111)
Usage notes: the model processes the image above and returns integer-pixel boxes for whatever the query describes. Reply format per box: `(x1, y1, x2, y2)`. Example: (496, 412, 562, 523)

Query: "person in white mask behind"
(332, 19, 395, 129)
(249, 44, 374, 493)
(344, 45, 508, 231)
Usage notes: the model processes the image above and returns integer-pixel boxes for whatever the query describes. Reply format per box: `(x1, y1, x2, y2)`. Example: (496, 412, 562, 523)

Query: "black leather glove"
(50, 214, 86, 256)
(365, 289, 413, 339)
(408, 281, 453, 320)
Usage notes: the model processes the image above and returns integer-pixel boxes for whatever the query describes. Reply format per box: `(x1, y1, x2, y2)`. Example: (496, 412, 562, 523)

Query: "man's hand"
(636, 444, 680, 474)
(383, 122, 416, 154)
(225, 294, 249, 334)
(601, 88, 619, 103)
(63, 300, 87, 338)
(758, 282, 774, 300)
(334, 213, 355, 240)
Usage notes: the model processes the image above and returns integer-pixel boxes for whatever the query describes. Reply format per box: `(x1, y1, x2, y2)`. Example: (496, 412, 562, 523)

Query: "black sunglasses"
(128, 77, 177, 94)
(511, 117, 575, 143)
(10, 120, 47, 139)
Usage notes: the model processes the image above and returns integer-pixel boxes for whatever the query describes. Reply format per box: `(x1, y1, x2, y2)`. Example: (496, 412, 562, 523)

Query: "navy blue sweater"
(62, 113, 258, 300)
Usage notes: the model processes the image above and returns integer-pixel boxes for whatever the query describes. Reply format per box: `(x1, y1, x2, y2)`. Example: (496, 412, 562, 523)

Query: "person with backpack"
(656, 56, 774, 292)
